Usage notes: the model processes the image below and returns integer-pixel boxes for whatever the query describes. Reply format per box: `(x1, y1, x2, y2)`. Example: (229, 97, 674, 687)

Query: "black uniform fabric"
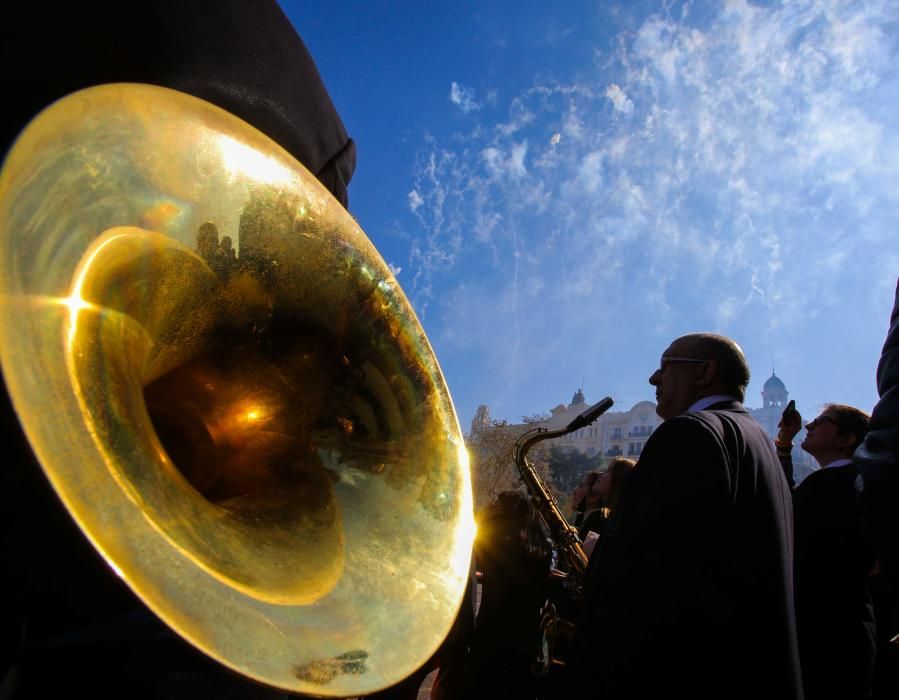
(855, 277, 899, 700)
(570, 401, 802, 700)
(792, 462, 876, 700)
(1, 0, 356, 206)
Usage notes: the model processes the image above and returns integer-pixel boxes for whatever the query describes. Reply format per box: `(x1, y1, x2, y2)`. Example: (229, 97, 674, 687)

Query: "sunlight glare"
(448, 442, 476, 582)
(215, 134, 291, 185)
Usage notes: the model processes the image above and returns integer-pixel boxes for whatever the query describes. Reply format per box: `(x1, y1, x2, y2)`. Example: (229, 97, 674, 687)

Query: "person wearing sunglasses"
(778, 403, 876, 700)
(778, 405, 870, 476)
(569, 333, 801, 700)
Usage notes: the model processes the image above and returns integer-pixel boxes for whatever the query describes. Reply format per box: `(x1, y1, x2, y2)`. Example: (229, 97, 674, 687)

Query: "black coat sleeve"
(854, 277, 899, 636)
(1, 0, 356, 206)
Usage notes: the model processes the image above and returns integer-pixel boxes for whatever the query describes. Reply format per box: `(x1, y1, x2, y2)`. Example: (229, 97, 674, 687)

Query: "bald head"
(650, 333, 751, 420)
(680, 333, 750, 402)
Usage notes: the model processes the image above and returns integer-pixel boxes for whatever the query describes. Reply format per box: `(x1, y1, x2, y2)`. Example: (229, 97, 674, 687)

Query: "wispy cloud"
(450, 81, 481, 113)
(604, 84, 634, 113)
(407, 189, 424, 212)
(404, 0, 899, 420)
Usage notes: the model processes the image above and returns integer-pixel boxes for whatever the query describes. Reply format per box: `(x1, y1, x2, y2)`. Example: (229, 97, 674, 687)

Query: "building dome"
(761, 371, 788, 409)
(571, 388, 586, 406)
(763, 373, 786, 392)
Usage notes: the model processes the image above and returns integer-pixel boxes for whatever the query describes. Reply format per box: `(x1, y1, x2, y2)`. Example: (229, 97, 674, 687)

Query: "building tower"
(761, 371, 789, 410)
(751, 371, 790, 441)
(471, 405, 491, 435)
(571, 388, 586, 406)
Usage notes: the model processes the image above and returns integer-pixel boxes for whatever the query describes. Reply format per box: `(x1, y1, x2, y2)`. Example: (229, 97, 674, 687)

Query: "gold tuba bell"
(0, 84, 475, 697)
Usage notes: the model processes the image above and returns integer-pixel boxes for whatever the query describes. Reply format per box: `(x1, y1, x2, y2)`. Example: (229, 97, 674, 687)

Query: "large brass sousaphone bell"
(0, 84, 475, 696)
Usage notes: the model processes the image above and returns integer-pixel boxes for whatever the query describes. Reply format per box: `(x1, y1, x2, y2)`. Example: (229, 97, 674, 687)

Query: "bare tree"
(521, 412, 550, 424)
(466, 419, 561, 513)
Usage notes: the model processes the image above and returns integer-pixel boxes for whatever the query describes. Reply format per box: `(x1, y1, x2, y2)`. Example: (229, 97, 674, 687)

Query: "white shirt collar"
(686, 394, 740, 413)
(821, 458, 853, 470)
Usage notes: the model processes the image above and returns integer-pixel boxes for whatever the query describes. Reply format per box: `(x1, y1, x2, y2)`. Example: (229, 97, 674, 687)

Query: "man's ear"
(695, 359, 718, 388)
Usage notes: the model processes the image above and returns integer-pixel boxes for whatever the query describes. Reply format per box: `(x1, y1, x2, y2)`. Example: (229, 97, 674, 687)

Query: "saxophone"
(512, 397, 614, 674)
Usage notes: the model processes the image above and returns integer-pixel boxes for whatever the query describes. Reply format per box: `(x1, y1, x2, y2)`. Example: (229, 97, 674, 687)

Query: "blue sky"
(282, 0, 899, 429)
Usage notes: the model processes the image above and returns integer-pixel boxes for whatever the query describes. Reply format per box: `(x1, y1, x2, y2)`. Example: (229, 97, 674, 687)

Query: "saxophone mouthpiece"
(565, 396, 614, 432)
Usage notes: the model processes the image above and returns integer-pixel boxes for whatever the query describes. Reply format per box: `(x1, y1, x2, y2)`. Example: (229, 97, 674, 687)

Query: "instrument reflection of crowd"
(196, 222, 237, 280)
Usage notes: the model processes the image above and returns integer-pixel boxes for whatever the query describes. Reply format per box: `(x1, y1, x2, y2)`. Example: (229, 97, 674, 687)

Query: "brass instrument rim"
(0, 83, 475, 696)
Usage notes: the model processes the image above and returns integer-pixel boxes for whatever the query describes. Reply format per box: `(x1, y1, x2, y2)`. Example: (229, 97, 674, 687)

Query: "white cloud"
(407, 190, 424, 212)
(403, 0, 899, 419)
(717, 296, 745, 327)
(481, 147, 503, 177)
(481, 142, 528, 180)
(450, 81, 481, 113)
(509, 142, 528, 177)
(605, 83, 634, 113)
(577, 151, 604, 193)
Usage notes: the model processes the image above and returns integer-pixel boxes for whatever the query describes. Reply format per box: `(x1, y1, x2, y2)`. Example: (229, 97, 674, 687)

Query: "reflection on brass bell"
(0, 84, 475, 697)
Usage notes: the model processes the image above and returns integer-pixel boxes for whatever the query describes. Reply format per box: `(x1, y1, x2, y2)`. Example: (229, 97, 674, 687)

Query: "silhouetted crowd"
(463, 279, 899, 700)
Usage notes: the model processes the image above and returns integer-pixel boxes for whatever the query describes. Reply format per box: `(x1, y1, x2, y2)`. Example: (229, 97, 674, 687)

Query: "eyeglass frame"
(806, 415, 838, 430)
(657, 356, 709, 372)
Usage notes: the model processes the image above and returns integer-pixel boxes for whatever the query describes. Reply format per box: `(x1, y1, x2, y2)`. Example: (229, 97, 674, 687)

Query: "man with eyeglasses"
(778, 404, 876, 700)
(569, 333, 802, 700)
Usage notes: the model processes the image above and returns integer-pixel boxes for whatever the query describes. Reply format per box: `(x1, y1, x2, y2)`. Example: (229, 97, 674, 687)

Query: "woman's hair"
(576, 469, 603, 511)
(601, 457, 636, 518)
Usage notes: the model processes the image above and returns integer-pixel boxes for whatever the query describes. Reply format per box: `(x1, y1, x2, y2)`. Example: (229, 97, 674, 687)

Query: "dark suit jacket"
(570, 401, 802, 700)
(1, 0, 356, 207)
(854, 277, 899, 699)
(578, 508, 606, 540)
(792, 462, 876, 700)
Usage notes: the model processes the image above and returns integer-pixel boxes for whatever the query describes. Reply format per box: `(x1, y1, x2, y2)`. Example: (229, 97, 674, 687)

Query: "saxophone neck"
(513, 396, 615, 467)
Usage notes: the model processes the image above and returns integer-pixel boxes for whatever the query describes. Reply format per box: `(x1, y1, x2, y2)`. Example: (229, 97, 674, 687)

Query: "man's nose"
(649, 369, 661, 386)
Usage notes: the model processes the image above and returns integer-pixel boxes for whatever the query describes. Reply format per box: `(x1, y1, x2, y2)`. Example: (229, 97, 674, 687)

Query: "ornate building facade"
(472, 371, 817, 483)
(471, 389, 663, 460)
